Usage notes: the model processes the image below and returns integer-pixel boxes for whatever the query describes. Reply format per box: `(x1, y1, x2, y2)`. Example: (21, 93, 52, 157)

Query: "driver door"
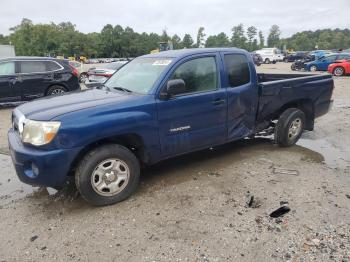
(156, 54, 227, 157)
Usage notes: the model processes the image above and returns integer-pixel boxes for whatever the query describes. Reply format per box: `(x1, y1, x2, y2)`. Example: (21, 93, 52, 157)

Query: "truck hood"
(17, 88, 137, 121)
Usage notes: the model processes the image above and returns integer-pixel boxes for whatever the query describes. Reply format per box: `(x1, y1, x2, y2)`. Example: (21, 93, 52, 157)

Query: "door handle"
(212, 99, 226, 105)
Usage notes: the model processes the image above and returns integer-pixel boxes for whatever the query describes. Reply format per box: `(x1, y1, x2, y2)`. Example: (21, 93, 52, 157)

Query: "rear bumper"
(8, 129, 82, 188)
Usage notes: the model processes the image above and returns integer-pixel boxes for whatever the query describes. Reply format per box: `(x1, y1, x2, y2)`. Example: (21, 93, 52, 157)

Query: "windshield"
(104, 58, 172, 94)
(105, 62, 127, 70)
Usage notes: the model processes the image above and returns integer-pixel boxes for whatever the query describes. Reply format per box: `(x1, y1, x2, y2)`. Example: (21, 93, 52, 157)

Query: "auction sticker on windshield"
(152, 60, 172, 66)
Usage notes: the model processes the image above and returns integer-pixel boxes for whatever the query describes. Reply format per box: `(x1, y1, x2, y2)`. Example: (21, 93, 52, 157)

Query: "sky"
(1, 0, 349, 39)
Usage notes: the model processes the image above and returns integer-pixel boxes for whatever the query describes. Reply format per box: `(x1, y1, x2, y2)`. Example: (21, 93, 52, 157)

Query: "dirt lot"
(0, 63, 349, 261)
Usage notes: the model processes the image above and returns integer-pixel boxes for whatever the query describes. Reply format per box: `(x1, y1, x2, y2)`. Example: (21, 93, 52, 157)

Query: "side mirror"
(160, 79, 186, 99)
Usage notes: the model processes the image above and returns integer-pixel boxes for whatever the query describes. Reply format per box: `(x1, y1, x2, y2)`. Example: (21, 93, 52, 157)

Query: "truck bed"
(255, 73, 334, 132)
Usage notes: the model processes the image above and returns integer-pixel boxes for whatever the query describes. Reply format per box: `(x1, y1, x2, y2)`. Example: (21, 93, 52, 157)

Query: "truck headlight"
(22, 120, 61, 146)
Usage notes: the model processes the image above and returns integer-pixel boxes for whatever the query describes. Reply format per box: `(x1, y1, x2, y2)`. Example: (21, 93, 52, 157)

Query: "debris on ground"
(30, 235, 38, 242)
(272, 167, 299, 176)
(246, 194, 262, 208)
(270, 205, 291, 218)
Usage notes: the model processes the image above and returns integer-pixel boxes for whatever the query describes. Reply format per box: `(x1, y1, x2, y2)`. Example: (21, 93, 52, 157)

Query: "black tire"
(291, 64, 296, 71)
(275, 108, 305, 147)
(75, 144, 140, 206)
(265, 58, 271, 64)
(46, 85, 67, 96)
(333, 66, 345, 76)
(272, 60, 277, 64)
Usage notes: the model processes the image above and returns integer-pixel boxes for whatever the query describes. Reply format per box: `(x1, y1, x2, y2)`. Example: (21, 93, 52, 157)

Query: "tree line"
(0, 18, 349, 58)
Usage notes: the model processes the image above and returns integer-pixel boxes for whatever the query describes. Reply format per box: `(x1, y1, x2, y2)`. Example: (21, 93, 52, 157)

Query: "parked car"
(283, 51, 309, 62)
(87, 61, 128, 83)
(68, 60, 88, 83)
(250, 52, 263, 66)
(328, 59, 350, 76)
(309, 50, 332, 60)
(9, 48, 334, 206)
(291, 55, 315, 71)
(0, 57, 80, 105)
(255, 48, 284, 64)
(305, 53, 350, 71)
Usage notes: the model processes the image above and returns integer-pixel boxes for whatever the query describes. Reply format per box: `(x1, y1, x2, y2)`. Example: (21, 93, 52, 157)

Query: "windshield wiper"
(111, 86, 133, 93)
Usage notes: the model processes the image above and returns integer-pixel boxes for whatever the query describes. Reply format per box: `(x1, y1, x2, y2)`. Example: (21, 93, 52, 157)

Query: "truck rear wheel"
(75, 144, 140, 206)
(275, 108, 305, 147)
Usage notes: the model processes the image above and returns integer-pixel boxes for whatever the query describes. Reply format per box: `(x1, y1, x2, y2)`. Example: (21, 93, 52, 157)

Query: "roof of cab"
(142, 48, 247, 59)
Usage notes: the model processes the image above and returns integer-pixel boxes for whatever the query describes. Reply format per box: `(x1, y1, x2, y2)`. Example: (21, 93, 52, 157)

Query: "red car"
(328, 59, 350, 76)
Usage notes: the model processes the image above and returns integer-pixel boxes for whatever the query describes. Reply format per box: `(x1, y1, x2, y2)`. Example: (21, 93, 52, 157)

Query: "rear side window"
(45, 61, 62, 71)
(0, 62, 15, 75)
(325, 55, 336, 62)
(170, 56, 218, 95)
(19, 60, 62, 74)
(20, 61, 47, 73)
(337, 54, 350, 60)
(224, 54, 250, 87)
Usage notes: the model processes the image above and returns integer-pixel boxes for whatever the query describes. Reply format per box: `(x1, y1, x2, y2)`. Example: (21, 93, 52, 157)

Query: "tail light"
(69, 65, 79, 77)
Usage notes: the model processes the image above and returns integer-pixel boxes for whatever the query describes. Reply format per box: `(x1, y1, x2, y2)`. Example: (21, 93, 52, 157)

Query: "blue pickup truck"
(8, 48, 334, 206)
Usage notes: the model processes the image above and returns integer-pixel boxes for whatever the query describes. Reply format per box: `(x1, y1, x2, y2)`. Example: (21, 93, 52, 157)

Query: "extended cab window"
(0, 61, 15, 75)
(224, 54, 250, 87)
(170, 57, 218, 95)
(20, 61, 47, 73)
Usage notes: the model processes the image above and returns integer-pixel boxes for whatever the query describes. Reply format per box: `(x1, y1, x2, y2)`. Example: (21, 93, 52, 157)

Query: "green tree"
(0, 34, 9, 44)
(231, 24, 247, 49)
(246, 26, 258, 51)
(267, 25, 281, 47)
(171, 34, 183, 49)
(258, 30, 265, 48)
(196, 27, 206, 48)
(182, 34, 194, 48)
(205, 32, 230, 47)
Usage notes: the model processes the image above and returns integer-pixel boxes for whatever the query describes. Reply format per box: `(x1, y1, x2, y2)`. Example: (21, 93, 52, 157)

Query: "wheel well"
(68, 134, 145, 176)
(278, 99, 314, 130)
(45, 84, 68, 95)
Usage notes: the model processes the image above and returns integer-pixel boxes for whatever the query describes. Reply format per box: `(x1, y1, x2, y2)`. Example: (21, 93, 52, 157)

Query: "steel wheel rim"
(91, 158, 130, 196)
(288, 118, 302, 140)
(334, 68, 343, 76)
(80, 74, 87, 82)
(310, 66, 317, 72)
(51, 88, 65, 94)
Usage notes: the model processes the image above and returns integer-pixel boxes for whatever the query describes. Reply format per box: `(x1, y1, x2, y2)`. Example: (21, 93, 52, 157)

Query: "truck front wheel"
(75, 144, 140, 206)
(275, 108, 305, 147)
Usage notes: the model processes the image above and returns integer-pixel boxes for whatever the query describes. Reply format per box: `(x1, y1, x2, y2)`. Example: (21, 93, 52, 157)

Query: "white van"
(255, 48, 284, 64)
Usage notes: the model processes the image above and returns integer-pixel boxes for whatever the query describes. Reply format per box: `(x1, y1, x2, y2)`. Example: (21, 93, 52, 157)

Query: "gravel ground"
(0, 63, 349, 262)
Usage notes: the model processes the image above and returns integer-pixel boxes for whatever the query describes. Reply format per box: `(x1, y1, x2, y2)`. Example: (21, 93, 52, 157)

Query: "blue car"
(305, 53, 350, 71)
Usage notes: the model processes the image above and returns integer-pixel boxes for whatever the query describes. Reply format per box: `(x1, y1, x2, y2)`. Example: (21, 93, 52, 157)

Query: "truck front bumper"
(8, 129, 82, 188)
